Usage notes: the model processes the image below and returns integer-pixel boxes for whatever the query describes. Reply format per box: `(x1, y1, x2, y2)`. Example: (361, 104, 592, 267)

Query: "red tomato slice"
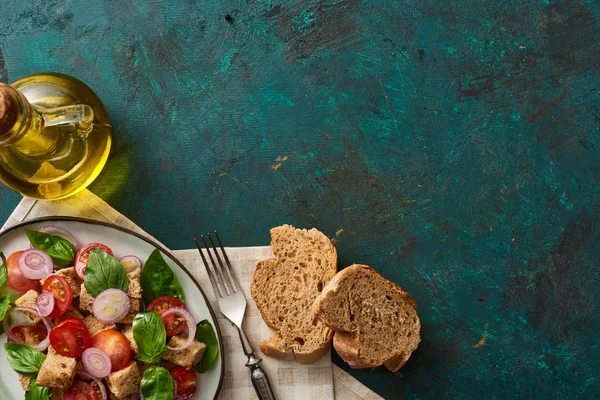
(50, 318, 91, 358)
(147, 295, 187, 336)
(91, 329, 131, 372)
(10, 324, 48, 346)
(170, 366, 197, 400)
(75, 243, 113, 280)
(42, 275, 73, 318)
(5, 251, 39, 292)
(64, 381, 99, 400)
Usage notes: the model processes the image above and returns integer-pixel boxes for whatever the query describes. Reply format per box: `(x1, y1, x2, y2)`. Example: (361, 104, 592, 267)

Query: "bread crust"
(251, 225, 337, 363)
(313, 264, 420, 372)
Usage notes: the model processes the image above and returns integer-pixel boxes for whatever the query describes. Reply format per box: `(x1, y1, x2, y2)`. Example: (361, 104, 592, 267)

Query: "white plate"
(0, 217, 224, 400)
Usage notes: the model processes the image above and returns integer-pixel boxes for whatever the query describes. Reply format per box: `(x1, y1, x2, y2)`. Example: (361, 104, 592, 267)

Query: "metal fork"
(195, 232, 276, 400)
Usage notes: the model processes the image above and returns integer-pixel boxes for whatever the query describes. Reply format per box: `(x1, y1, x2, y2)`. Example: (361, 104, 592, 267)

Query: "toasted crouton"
(62, 306, 85, 320)
(37, 346, 77, 390)
(18, 374, 33, 391)
(15, 289, 41, 324)
(41, 268, 80, 297)
(120, 297, 140, 324)
(83, 315, 116, 337)
(136, 361, 151, 375)
(50, 306, 85, 325)
(79, 284, 94, 312)
(126, 269, 142, 299)
(163, 336, 207, 367)
(122, 326, 139, 354)
(106, 361, 141, 397)
(50, 389, 64, 400)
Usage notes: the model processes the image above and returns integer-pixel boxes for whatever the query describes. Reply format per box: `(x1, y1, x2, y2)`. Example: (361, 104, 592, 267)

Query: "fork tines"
(194, 232, 240, 298)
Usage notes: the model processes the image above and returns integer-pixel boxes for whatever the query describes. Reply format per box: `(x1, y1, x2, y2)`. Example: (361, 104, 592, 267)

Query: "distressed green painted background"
(1, 0, 600, 398)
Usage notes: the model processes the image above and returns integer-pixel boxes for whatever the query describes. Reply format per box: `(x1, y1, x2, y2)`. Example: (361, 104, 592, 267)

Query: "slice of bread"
(313, 264, 421, 371)
(251, 225, 337, 363)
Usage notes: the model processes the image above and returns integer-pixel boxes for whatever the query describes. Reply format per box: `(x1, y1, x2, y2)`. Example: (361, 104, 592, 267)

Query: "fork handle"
(247, 355, 276, 400)
(238, 328, 276, 399)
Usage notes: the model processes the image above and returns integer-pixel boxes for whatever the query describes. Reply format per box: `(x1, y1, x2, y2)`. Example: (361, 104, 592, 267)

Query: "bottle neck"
(0, 84, 43, 146)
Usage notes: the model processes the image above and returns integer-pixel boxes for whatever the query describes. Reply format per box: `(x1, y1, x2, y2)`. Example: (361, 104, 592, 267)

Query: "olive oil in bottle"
(0, 73, 111, 199)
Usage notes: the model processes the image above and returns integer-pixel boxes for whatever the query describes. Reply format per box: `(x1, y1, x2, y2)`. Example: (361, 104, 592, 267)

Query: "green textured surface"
(1, 1, 600, 398)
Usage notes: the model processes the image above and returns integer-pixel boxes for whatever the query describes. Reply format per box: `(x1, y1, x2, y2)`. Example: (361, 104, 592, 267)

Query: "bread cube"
(126, 269, 142, 299)
(15, 289, 41, 324)
(83, 315, 116, 337)
(49, 306, 85, 326)
(36, 346, 76, 390)
(18, 374, 32, 391)
(162, 336, 207, 367)
(79, 284, 94, 312)
(119, 297, 140, 324)
(121, 326, 139, 354)
(106, 361, 141, 397)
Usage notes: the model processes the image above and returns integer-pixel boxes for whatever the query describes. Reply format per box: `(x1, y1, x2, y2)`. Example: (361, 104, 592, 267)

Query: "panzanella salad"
(0, 226, 219, 400)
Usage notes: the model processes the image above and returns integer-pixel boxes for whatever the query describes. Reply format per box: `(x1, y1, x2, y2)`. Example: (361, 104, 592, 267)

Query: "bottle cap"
(0, 85, 19, 135)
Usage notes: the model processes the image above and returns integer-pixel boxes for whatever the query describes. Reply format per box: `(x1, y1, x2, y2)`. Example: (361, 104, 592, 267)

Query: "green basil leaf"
(25, 230, 76, 268)
(133, 311, 166, 364)
(4, 343, 46, 374)
(140, 365, 174, 400)
(0, 294, 11, 321)
(140, 249, 185, 305)
(25, 377, 51, 400)
(0, 252, 7, 287)
(84, 248, 129, 297)
(193, 319, 219, 373)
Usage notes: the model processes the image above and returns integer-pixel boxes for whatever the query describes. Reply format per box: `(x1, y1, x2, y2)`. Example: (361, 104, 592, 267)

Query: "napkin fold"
(1, 190, 383, 400)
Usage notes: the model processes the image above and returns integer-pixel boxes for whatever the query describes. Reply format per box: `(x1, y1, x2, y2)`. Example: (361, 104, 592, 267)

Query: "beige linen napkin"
(1, 190, 383, 400)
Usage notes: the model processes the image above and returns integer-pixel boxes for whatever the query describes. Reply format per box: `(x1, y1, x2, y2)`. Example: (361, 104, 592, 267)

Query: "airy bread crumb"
(251, 225, 337, 364)
(313, 264, 421, 371)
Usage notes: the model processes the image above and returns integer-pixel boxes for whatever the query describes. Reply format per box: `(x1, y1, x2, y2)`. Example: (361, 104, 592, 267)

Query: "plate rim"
(0, 215, 225, 400)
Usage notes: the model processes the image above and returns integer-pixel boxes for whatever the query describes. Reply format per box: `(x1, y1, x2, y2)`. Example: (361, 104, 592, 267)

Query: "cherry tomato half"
(75, 243, 113, 280)
(170, 366, 197, 400)
(147, 295, 187, 336)
(91, 329, 131, 372)
(49, 318, 91, 358)
(10, 324, 48, 346)
(6, 251, 39, 292)
(64, 381, 99, 400)
(42, 275, 73, 318)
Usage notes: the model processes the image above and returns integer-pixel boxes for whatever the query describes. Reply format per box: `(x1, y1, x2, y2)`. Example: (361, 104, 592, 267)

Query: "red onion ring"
(76, 370, 108, 400)
(18, 249, 53, 280)
(92, 289, 130, 324)
(36, 292, 55, 317)
(162, 307, 197, 350)
(82, 347, 112, 378)
(119, 255, 142, 272)
(39, 226, 78, 248)
(2, 307, 52, 351)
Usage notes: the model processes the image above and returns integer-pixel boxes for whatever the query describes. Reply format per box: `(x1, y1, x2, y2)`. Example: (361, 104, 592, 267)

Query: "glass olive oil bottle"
(0, 73, 111, 199)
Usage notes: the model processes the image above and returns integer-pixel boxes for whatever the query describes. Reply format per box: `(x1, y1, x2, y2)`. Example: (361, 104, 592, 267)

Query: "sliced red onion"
(163, 307, 197, 350)
(76, 370, 108, 400)
(119, 255, 142, 272)
(39, 226, 78, 248)
(36, 292, 55, 317)
(3, 306, 52, 351)
(92, 289, 130, 324)
(18, 249, 53, 280)
(82, 347, 112, 378)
